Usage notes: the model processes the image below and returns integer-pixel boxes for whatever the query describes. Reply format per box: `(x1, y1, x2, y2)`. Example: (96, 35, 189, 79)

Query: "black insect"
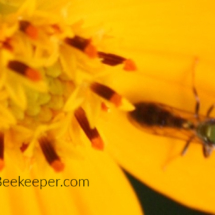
(128, 60, 215, 157)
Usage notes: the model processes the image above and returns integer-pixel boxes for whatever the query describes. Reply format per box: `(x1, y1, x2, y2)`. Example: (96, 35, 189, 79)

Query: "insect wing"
(128, 102, 202, 143)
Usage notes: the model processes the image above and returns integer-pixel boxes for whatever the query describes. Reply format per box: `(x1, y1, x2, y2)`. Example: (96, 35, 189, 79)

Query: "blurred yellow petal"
(0, 149, 143, 215)
(0, 0, 145, 214)
(97, 0, 215, 211)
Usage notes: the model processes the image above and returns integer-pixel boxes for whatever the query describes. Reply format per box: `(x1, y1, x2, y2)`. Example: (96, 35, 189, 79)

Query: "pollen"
(0, 1, 137, 172)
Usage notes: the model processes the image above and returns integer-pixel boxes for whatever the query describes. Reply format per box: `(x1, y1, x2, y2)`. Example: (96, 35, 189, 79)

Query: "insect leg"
(181, 135, 195, 156)
(206, 103, 215, 118)
(202, 143, 213, 158)
(162, 136, 194, 170)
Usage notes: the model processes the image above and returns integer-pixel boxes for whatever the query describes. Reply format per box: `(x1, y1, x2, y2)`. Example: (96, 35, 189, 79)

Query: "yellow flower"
(1, 0, 215, 214)
(0, 0, 142, 214)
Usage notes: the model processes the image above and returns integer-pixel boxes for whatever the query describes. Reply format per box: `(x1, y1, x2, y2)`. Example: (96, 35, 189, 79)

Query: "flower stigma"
(0, 0, 137, 172)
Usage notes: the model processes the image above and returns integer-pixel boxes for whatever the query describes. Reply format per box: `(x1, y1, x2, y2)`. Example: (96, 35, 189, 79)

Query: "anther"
(123, 59, 137, 71)
(19, 20, 38, 40)
(74, 107, 104, 150)
(90, 82, 122, 107)
(65, 36, 97, 58)
(20, 143, 29, 153)
(39, 137, 64, 172)
(0, 38, 13, 51)
(0, 133, 4, 171)
(7, 60, 41, 81)
(51, 24, 62, 34)
(101, 102, 110, 112)
(98, 52, 136, 71)
(98, 52, 125, 66)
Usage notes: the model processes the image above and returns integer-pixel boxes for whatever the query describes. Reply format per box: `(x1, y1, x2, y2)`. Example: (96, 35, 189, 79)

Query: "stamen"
(74, 107, 104, 150)
(39, 137, 64, 172)
(19, 20, 38, 40)
(51, 24, 62, 34)
(7, 60, 41, 81)
(90, 82, 122, 107)
(0, 133, 4, 171)
(20, 143, 29, 152)
(91, 82, 135, 111)
(65, 36, 97, 58)
(84, 44, 97, 58)
(98, 52, 136, 71)
(101, 102, 110, 112)
(1, 38, 13, 51)
(123, 59, 137, 71)
(98, 52, 125, 66)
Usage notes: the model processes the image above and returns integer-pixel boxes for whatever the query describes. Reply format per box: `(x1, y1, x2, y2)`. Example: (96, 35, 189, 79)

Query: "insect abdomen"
(129, 102, 187, 128)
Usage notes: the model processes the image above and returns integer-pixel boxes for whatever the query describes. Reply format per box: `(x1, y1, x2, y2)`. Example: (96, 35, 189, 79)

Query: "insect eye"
(207, 125, 215, 143)
(197, 123, 215, 144)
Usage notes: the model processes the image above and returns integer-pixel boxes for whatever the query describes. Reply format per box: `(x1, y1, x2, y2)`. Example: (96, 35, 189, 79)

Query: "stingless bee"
(128, 59, 215, 157)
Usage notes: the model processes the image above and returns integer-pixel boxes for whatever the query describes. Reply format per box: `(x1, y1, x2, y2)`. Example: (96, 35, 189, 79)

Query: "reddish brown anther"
(98, 52, 125, 66)
(25, 68, 41, 81)
(84, 43, 98, 58)
(65, 36, 90, 50)
(20, 143, 29, 153)
(65, 36, 97, 58)
(39, 137, 64, 172)
(0, 38, 13, 51)
(101, 102, 110, 112)
(0, 133, 4, 171)
(7, 60, 41, 81)
(123, 59, 137, 71)
(74, 107, 104, 150)
(19, 20, 38, 40)
(90, 82, 122, 107)
(98, 52, 137, 71)
(51, 24, 62, 34)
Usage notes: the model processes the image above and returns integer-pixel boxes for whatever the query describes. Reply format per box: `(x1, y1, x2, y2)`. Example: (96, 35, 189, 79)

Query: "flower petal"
(0, 149, 143, 215)
(95, 1, 215, 212)
(98, 68, 215, 214)
(62, 149, 143, 215)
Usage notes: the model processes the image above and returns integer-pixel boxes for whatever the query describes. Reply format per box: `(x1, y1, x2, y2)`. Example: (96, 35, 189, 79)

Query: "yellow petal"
(0, 149, 143, 215)
(98, 63, 215, 215)
(62, 149, 143, 215)
(93, 0, 215, 213)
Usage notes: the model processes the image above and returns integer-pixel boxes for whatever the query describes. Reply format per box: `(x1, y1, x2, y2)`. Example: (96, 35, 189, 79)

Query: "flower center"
(0, 1, 136, 172)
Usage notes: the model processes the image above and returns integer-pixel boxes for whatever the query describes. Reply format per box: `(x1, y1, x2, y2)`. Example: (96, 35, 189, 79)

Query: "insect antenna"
(191, 57, 200, 120)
